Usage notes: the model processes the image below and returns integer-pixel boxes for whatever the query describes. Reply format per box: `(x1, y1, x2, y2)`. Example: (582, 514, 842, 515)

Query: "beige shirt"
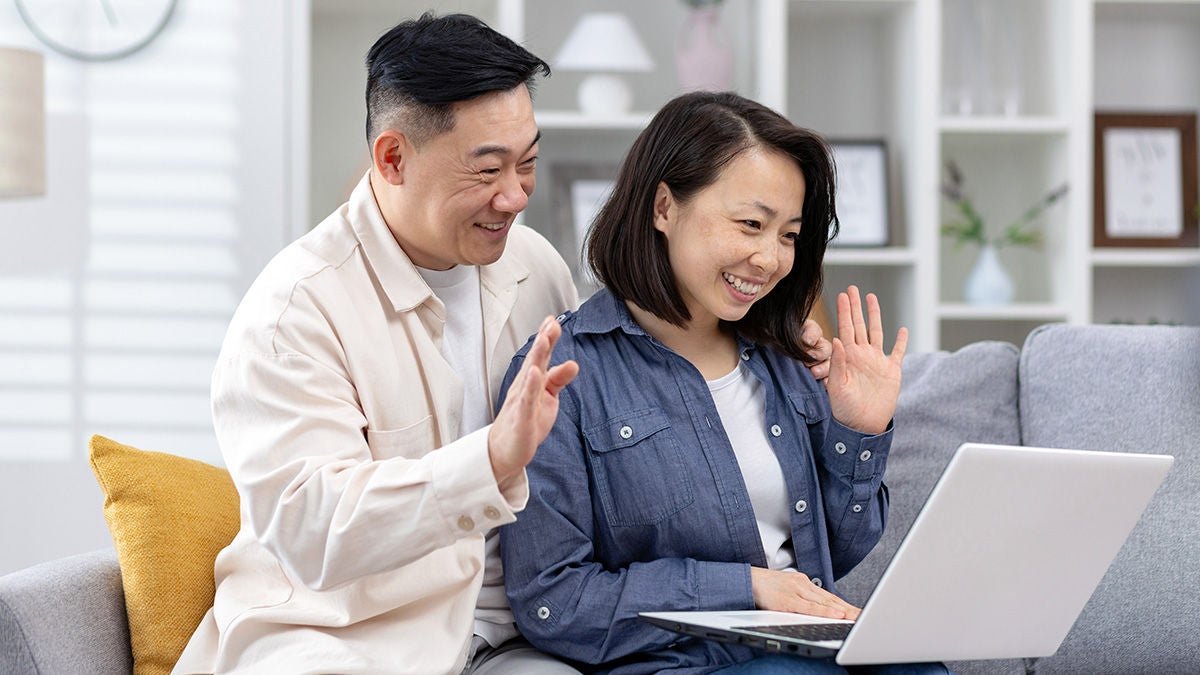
(173, 174, 578, 674)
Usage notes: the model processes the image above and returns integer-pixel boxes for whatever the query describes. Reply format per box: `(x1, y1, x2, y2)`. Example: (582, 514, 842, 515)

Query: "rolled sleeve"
(816, 420, 893, 573)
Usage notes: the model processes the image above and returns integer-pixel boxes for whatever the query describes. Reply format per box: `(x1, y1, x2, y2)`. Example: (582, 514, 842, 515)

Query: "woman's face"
(653, 146, 807, 329)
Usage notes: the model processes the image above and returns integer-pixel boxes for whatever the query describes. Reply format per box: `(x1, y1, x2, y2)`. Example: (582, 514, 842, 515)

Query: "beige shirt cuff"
(429, 425, 529, 538)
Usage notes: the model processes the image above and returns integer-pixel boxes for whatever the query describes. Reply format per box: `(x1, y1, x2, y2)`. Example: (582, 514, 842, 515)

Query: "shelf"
(534, 111, 652, 131)
(1091, 248, 1200, 267)
(938, 303, 1070, 322)
(939, 116, 1070, 136)
(824, 247, 916, 266)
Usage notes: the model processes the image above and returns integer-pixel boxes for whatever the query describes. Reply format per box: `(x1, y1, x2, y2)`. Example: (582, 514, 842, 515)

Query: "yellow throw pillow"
(88, 434, 240, 675)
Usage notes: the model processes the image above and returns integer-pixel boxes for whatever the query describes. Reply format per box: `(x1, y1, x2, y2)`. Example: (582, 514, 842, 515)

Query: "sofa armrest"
(0, 549, 133, 675)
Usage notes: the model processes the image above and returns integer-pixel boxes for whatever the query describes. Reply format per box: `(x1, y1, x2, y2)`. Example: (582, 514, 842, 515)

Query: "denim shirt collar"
(574, 287, 759, 360)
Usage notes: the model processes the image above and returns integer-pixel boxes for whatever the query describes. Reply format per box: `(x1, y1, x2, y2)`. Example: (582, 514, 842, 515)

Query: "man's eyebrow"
(470, 130, 542, 159)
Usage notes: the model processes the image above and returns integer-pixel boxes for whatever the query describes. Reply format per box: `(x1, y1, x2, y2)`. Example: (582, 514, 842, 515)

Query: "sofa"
(2, 323, 1197, 674)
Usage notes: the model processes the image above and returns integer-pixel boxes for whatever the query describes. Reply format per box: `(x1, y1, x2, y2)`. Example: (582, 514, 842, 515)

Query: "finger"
(809, 359, 830, 381)
(890, 326, 909, 364)
(527, 317, 559, 371)
(828, 337, 846, 383)
(800, 318, 821, 344)
(545, 360, 579, 396)
(835, 291, 853, 341)
(790, 597, 846, 620)
(866, 293, 883, 347)
(848, 285, 867, 344)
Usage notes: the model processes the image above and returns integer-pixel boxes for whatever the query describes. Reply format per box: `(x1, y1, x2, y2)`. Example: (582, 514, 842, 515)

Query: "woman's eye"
(783, 231, 799, 243)
(742, 220, 761, 230)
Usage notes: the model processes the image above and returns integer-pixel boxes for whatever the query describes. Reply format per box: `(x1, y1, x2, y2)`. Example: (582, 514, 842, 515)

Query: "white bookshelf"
(308, 0, 1200, 352)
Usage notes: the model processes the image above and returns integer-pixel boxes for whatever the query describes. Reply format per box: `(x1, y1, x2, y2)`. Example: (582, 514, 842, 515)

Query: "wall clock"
(15, 0, 178, 62)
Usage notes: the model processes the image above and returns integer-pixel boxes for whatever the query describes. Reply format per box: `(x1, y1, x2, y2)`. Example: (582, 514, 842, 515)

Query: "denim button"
(556, 313, 567, 323)
(537, 606, 551, 620)
(794, 499, 807, 513)
(740, 351, 750, 361)
(835, 442, 847, 454)
(770, 424, 782, 437)
(852, 504, 863, 513)
(812, 577, 823, 588)
(859, 450, 872, 462)
(619, 425, 633, 440)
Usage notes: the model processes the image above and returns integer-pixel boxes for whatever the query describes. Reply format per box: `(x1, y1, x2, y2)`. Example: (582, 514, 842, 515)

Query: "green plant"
(940, 159, 1069, 249)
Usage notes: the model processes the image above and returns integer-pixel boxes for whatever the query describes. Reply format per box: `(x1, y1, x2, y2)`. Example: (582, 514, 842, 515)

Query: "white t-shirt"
(708, 362, 797, 571)
(416, 263, 516, 646)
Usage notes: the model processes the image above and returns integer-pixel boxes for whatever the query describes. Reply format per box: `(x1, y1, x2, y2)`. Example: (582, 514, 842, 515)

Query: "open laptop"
(640, 442, 1173, 665)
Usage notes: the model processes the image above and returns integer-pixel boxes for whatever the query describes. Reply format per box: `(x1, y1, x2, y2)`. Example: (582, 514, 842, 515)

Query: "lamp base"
(577, 74, 633, 117)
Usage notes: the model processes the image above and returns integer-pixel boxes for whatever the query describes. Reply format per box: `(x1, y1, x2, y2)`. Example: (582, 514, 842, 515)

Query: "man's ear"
(652, 181, 675, 234)
(372, 130, 408, 185)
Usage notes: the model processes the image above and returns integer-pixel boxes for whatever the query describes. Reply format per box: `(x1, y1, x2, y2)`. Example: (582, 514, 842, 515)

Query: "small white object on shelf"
(554, 12, 654, 117)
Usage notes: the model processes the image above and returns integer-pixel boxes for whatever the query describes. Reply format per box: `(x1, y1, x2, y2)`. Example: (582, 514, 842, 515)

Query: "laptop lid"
(640, 443, 1173, 665)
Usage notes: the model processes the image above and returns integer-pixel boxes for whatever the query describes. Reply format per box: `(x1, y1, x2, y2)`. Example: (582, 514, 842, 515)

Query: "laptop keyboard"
(734, 622, 853, 642)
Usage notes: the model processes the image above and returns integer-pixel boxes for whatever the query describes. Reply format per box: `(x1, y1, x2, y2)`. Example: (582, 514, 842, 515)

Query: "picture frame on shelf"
(828, 140, 890, 247)
(1094, 111, 1198, 248)
(549, 161, 620, 282)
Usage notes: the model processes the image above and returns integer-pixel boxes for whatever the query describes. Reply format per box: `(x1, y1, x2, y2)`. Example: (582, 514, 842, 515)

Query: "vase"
(675, 6, 733, 92)
(963, 243, 1014, 305)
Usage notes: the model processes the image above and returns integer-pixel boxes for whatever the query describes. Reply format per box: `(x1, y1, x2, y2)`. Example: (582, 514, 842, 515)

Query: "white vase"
(964, 243, 1014, 305)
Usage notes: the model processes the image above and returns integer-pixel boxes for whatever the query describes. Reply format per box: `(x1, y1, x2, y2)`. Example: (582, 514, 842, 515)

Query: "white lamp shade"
(554, 12, 654, 73)
(0, 47, 46, 198)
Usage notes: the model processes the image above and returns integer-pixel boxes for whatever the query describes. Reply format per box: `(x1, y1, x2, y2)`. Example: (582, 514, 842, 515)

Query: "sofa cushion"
(88, 435, 239, 675)
(1018, 324, 1200, 674)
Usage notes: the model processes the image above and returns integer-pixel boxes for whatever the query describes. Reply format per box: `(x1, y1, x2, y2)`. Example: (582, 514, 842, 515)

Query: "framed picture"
(550, 162, 620, 280)
(1094, 112, 1198, 248)
(829, 140, 890, 247)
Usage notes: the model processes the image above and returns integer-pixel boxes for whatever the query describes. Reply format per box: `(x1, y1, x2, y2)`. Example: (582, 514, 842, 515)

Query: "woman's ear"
(652, 182, 674, 234)
(372, 130, 408, 185)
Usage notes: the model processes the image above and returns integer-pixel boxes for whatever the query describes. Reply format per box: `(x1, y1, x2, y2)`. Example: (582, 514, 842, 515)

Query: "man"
(175, 12, 830, 675)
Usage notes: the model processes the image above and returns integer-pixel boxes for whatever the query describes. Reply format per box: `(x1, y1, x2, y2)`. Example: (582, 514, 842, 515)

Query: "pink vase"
(675, 6, 733, 92)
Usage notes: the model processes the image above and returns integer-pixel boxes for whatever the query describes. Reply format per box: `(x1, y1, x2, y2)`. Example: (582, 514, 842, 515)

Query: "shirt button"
(859, 450, 872, 462)
(619, 425, 633, 440)
(794, 499, 807, 513)
(835, 442, 847, 454)
(852, 504, 863, 513)
(812, 577, 823, 588)
(555, 313, 567, 323)
(770, 424, 782, 437)
(457, 515, 475, 531)
(537, 606, 551, 620)
(740, 351, 750, 361)
(484, 506, 501, 520)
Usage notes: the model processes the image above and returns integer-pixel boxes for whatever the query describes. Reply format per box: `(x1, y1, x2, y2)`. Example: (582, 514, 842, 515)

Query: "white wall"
(0, 0, 297, 575)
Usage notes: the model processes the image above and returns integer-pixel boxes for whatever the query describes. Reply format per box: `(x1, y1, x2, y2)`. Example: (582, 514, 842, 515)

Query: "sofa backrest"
(1017, 323, 1200, 674)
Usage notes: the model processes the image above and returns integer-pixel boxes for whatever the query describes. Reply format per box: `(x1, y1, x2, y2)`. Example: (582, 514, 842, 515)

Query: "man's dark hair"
(364, 12, 550, 146)
(585, 91, 839, 363)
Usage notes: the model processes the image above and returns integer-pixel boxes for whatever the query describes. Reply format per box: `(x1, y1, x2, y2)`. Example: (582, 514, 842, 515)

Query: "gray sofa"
(2, 323, 1197, 674)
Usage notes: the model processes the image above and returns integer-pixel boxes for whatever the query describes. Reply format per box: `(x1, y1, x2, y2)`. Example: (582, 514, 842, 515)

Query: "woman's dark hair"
(585, 91, 838, 363)
(364, 13, 550, 145)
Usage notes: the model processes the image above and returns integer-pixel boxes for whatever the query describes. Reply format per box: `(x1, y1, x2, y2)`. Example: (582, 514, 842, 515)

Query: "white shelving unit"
(308, 0, 1200, 353)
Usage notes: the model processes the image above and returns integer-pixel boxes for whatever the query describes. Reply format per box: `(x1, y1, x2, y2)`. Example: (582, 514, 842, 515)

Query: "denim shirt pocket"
(583, 407, 695, 527)
(788, 391, 828, 449)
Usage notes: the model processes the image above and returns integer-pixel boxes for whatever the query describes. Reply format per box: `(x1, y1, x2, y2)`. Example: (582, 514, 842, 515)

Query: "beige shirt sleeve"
(213, 349, 525, 592)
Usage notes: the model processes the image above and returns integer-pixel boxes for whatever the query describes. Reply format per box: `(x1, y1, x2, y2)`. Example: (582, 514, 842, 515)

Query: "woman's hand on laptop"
(750, 567, 861, 621)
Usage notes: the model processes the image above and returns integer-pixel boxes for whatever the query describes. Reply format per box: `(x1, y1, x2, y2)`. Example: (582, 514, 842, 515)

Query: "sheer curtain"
(0, 0, 296, 572)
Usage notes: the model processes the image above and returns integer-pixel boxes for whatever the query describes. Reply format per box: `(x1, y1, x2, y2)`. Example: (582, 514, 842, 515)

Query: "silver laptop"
(640, 442, 1173, 665)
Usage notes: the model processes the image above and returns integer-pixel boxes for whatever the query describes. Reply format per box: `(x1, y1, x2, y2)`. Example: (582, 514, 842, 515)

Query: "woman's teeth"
(479, 222, 505, 231)
(723, 272, 762, 296)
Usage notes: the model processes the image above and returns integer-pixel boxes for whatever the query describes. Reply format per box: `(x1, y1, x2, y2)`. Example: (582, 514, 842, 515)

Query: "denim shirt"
(499, 289, 891, 674)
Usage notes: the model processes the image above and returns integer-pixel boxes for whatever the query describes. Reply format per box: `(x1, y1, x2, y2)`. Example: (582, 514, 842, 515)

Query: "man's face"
(391, 85, 540, 270)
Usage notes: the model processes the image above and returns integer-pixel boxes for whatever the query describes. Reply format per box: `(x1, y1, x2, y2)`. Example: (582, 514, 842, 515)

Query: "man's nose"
(492, 172, 529, 213)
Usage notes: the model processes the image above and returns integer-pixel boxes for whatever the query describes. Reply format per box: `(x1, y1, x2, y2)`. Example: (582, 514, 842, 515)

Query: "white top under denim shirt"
(498, 288, 892, 674)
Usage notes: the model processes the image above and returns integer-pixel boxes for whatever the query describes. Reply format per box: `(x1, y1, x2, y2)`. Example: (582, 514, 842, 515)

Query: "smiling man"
(173, 14, 582, 675)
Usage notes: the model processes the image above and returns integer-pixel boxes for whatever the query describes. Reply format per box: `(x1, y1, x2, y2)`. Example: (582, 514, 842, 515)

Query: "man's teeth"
(479, 222, 505, 231)
(723, 272, 762, 296)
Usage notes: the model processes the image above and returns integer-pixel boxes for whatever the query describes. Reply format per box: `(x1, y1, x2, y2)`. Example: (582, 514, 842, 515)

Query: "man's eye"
(480, 168, 501, 176)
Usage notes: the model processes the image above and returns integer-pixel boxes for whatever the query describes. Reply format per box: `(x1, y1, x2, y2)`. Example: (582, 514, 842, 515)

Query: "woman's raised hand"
(825, 286, 907, 435)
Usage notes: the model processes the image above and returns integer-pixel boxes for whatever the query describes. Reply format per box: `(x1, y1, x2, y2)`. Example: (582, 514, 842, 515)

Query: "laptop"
(640, 442, 1173, 665)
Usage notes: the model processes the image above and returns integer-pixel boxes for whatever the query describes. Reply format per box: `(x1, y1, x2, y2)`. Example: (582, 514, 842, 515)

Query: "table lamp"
(0, 46, 46, 198)
(554, 12, 654, 117)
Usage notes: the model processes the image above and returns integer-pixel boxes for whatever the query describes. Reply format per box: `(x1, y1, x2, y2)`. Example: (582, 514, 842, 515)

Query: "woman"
(498, 91, 938, 674)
